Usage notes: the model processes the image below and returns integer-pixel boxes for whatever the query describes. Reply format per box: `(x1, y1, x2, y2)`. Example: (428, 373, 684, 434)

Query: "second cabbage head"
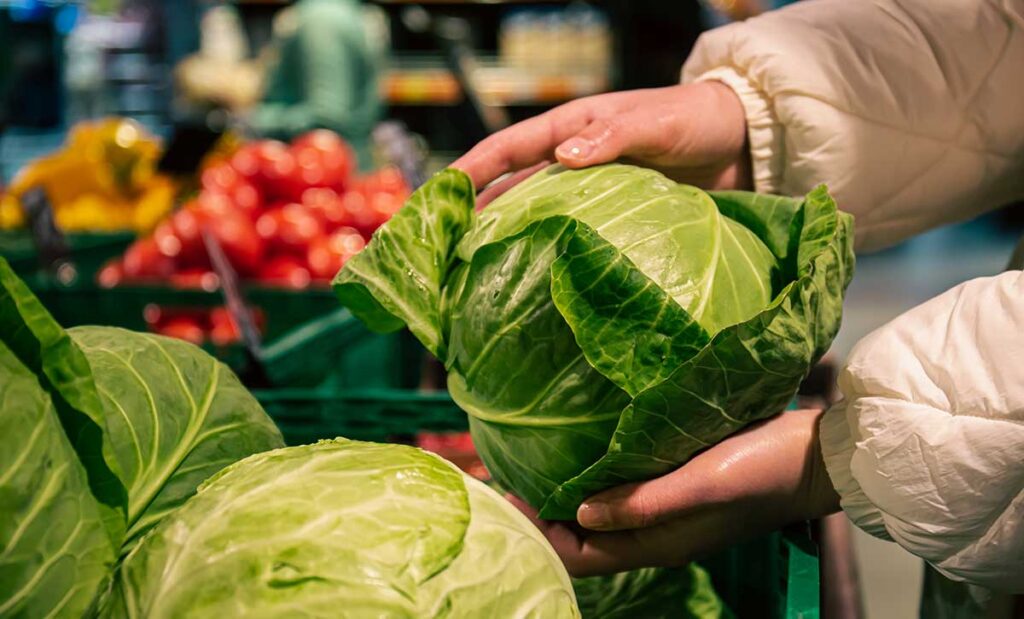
(335, 164, 854, 519)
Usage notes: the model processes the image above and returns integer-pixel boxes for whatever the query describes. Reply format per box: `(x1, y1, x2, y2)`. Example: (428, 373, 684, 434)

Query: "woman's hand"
(509, 409, 840, 578)
(451, 81, 752, 205)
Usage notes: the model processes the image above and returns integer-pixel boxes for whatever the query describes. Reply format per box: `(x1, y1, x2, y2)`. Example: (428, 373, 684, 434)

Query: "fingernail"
(556, 138, 593, 161)
(577, 501, 611, 530)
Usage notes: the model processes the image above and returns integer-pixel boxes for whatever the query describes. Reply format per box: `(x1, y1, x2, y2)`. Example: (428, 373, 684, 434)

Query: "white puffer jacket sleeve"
(681, 0, 1024, 252)
(820, 271, 1024, 592)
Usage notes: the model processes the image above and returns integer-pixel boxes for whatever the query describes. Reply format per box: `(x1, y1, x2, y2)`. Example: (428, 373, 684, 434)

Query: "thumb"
(576, 470, 706, 532)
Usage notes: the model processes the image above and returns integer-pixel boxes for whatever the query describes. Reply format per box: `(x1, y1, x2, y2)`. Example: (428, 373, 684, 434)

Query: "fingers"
(474, 161, 550, 210)
(576, 468, 712, 532)
(451, 101, 595, 189)
(576, 409, 831, 533)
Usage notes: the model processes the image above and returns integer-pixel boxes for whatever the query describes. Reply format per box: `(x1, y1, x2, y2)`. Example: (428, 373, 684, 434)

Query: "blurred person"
(247, 0, 382, 170)
(174, 5, 263, 113)
(454, 0, 1024, 616)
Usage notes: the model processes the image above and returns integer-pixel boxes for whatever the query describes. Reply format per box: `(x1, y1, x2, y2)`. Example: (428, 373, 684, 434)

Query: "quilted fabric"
(682, 0, 1024, 252)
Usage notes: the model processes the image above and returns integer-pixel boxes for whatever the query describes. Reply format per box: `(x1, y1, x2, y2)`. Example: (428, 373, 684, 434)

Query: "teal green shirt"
(251, 0, 382, 170)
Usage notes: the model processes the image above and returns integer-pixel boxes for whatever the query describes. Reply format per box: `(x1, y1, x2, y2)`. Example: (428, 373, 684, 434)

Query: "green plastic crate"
(704, 527, 820, 619)
(260, 310, 422, 390)
(26, 278, 413, 390)
(27, 280, 339, 340)
(0, 230, 134, 281)
(255, 388, 466, 445)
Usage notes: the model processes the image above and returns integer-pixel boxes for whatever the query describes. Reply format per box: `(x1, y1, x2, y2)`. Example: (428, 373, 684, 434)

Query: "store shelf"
(383, 63, 609, 106)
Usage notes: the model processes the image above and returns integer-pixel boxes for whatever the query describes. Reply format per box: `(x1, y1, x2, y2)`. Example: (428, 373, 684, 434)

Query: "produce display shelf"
(256, 387, 465, 446)
(0, 231, 135, 281)
(383, 65, 609, 106)
(27, 279, 337, 339)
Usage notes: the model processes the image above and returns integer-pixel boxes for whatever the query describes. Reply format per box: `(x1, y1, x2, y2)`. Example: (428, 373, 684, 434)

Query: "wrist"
(701, 80, 754, 190)
(804, 410, 842, 519)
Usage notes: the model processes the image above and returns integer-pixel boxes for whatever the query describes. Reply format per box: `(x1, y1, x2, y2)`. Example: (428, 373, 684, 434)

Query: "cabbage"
(114, 440, 578, 618)
(573, 564, 730, 619)
(0, 258, 580, 617)
(335, 164, 854, 518)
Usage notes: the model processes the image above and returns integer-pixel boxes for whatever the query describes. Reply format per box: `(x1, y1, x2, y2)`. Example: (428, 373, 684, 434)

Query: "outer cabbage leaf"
(572, 564, 729, 619)
(334, 169, 475, 358)
(0, 256, 127, 543)
(68, 326, 284, 547)
(418, 476, 579, 618)
(112, 440, 578, 619)
(0, 339, 114, 619)
(540, 187, 853, 517)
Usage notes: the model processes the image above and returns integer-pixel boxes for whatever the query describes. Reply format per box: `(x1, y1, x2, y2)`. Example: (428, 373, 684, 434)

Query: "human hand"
(452, 81, 752, 206)
(508, 409, 840, 577)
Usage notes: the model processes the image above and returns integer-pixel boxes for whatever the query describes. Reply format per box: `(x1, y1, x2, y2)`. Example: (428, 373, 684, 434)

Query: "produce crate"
(26, 277, 416, 390)
(0, 230, 134, 281)
(27, 279, 338, 339)
(255, 388, 466, 446)
(704, 526, 820, 619)
(259, 310, 422, 390)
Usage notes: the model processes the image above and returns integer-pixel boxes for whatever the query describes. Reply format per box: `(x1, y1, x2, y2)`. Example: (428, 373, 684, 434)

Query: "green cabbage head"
(112, 439, 579, 618)
(335, 164, 854, 519)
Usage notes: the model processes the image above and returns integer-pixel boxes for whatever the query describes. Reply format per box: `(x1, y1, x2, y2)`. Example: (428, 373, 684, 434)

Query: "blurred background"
(1, 1, 1020, 617)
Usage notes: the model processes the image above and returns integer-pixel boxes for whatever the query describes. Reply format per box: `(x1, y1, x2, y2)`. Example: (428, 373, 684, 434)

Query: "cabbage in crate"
(0, 257, 579, 618)
(335, 164, 854, 519)
(112, 440, 579, 618)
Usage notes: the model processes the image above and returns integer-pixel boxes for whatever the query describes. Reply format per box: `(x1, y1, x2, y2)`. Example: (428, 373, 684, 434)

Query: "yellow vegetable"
(3, 117, 177, 232)
(0, 195, 26, 229)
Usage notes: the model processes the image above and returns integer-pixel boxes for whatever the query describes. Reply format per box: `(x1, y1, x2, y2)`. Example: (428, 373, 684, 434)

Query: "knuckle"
(633, 491, 661, 528)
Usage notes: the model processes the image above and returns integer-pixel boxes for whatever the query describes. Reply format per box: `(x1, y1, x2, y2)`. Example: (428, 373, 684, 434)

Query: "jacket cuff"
(819, 399, 891, 540)
(687, 66, 785, 196)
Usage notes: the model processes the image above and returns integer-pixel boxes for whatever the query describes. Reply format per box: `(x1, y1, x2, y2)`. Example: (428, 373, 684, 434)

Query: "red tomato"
(339, 188, 388, 238)
(369, 191, 404, 219)
(361, 166, 410, 197)
(307, 226, 366, 281)
(153, 221, 182, 259)
(231, 140, 301, 201)
(201, 163, 241, 194)
(157, 316, 205, 346)
(229, 181, 263, 219)
(168, 268, 220, 292)
(204, 210, 264, 276)
(97, 260, 124, 288)
(258, 255, 311, 289)
(195, 191, 233, 217)
(167, 208, 210, 267)
(291, 129, 355, 190)
(123, 237, 176, 280)
(301, 187, 346, 230)
(209, 306, 241, 346)
(255, 203, 324, 255)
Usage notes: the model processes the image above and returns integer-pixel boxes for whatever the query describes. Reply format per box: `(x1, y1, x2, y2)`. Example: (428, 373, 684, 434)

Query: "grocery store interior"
(1, 1, 1021, 618)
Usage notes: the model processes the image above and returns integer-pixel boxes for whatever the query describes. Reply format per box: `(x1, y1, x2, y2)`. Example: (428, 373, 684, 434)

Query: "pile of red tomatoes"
(100, 130, 410, 290)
